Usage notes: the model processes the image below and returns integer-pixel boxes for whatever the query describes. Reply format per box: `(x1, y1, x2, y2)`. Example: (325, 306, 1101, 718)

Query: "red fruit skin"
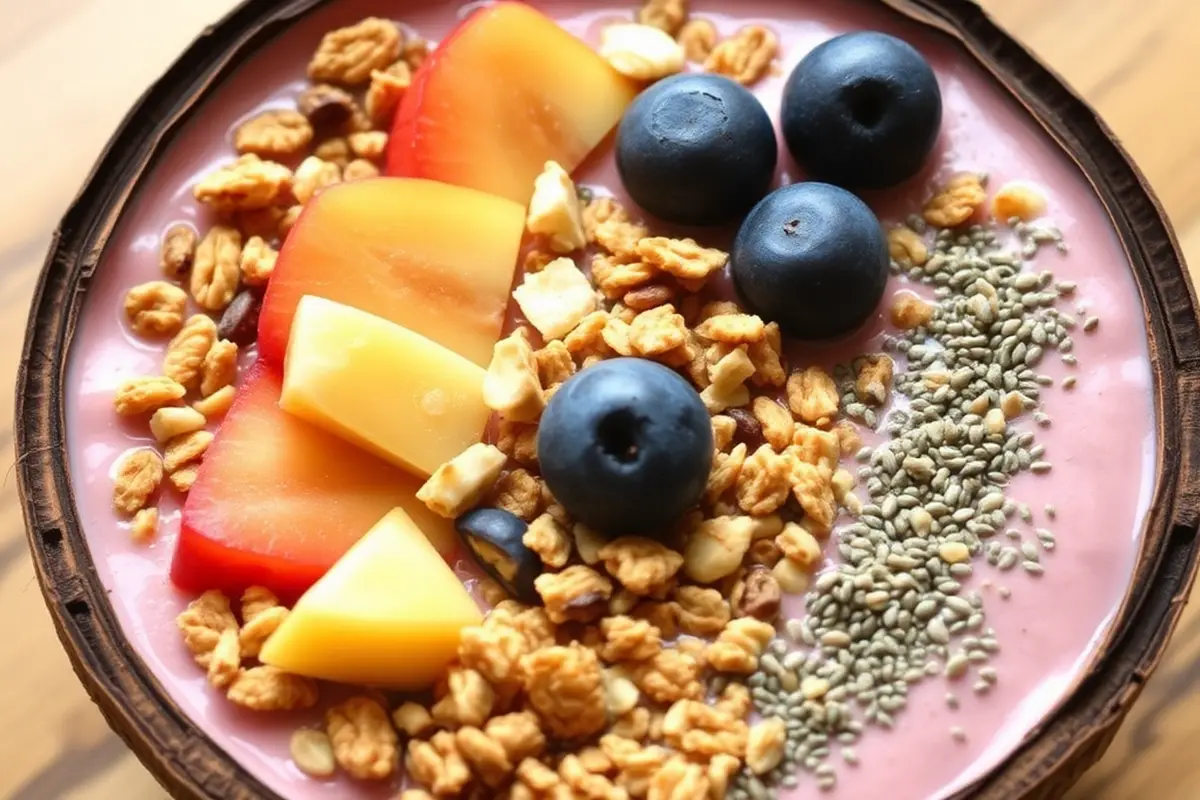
(171, 361, 457, 605)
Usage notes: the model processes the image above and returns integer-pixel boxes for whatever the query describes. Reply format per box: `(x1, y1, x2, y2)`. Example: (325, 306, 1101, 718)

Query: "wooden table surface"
(1, 0, 1198, 797)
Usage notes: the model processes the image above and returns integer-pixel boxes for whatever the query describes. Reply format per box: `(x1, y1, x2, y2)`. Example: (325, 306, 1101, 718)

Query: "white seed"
(290, 729, 336, 778)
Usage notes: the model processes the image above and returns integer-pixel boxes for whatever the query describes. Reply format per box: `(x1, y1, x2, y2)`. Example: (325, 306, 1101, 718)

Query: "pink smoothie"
(62, 1, 1156, 798)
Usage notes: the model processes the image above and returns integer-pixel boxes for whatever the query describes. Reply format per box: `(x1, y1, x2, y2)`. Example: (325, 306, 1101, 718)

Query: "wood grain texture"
(0, 0, 1197, 798)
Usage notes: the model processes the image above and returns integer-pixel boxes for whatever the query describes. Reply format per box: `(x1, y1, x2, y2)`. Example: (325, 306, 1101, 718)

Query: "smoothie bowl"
(15, 0, 1200, 798)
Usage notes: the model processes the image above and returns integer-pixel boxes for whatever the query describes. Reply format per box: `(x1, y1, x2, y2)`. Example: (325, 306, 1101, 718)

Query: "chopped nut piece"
(638, 0, 688, 34)
(714, 682, 753, 721)
(521, 643, 608, 739)
(527, 161, 587, 253)
(600, 23, 686, 81)
(484, 330, 545, 423)
(705, 25, 777, 85)
(239, 235, 277, 287)
(776, 522, 822, 568)
(603, 668, 642, 717)
(629, 304, 688, 356)
(678, 17, 717, 61)
(629, 648, 704, 703)
(393, 701, 435, 738)
(751, 397, 794, 451)
(234, 110, 313, 159)
(992, 181, 1047, 221)
(402, 36, 430, 68)
(705, 442, 747, 505)
(891, 291, 936, 330)
(674, 586, 731, 636)
(130, 507, 158, 543)
(194, 154, 292, 214)
(161, 224, 197, 279)
(535, 565, 613, 624)
(432, 667, 495, 728)
(708, 754, 742, 799)
(513, 258, 598, 340)
(343, 158, 380, 181)
(207, 627, 241, 690)
(488, 468, 543, 522)
(309, 17, 403, 85)
(407, 732, 472, 796)
(486, 711, 546, 764)
(598, 537, 685, 596)
(662, 699, 749, 758)
(365, 61, 412, 126)
(227, 666, 319, 710)
(599, 616, 663, 662)
(177, 590, 237, 667)
(200, 339, 238, 398)
(163, 314, 218, 390)
(735, 445, 791, 516)
(279, 205, 303, 238)
(683, 515, 753, 582)
(191, 225, 244, 311)
(149, 406, 207, 443)
(124, 281, 187, 338)
(193, 385, 235, 419)
(456, 727, 513, 787)
(240, 606, 288, 659)
(417, 443, 507, 518)
(298, 83, 358, 128)
(705, 617, 775, 674)
(855, 354, 894, 406)
(169, 465, 199, 494)
(787, 365, 839, 425)
(772, 557, 810, 593)
(888, 225, 928, 266)
(638, 237, 727, 281)
(163, 430, 214, 473)
(523, 514, 572, 569)
(113, 448, 163, 515)
(833, 419, 863, 455)
(292, 156, 342, 204)
(291, 729, 337, 778)
(745, 717, 787, 774)
(347, 130, 388, 160)
(923, 172, 987, 228)
(788, 460, 837, 533)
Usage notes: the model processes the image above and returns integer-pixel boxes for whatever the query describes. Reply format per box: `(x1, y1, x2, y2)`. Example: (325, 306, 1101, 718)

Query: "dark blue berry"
(731, 182, 889, 340)
(781, 31, 942, 189)
(538, 358, 712, 536)
(616, 73, 777, 226)
(455, 508, 541, 603)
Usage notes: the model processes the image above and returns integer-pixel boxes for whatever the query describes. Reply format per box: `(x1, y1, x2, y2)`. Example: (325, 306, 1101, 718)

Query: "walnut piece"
(678, 17, 717, 62)
(535, 565, 613, 624)
(406, 731, 472, 797)
(705, 618, 775, 674)
(735, 445, 791, 516)
(513, 258, 598, 340)
(786, 365, 839, 425)
(163, 313, 218, 390)
(161, 224, 197, 279)
(923, 172, 987, 228)
(431, 666, 496, 728)
(240, 605, 288, 659)
(455, 726, 514, 787)
(521, 643, 608, 739)
(600, 23, 686, 81)
(650, 756, 711, 799)
(527, 161, 587, 253)
(233, 110, 313, 159)
(484, 330, 545, 423)
(176, 590, 237, 668)
(705, 25, 777, 85)
(638, 0, 688, 34)
(888, 225, 928, 267)
(308, 17, 403, 85)
(348, 130, 388, 160)
(598, 537, 684, 596)
(124, 281, 187, 338)
(696, 313, 766, 345)
(325, 696, 398, 780)
(393, 702, 435, 738)
(365, 62, 412, 126)
(599, 615, 662, 662)
(417, 443, 507, 518)
(191, 226, 242, 311)
(662, 699, 749, 758)
(890, 292, 936, 330)
(628, 648, 703, 703)
(855, 354, 894, 406)
(113, 448, 163, 515)
(193, 154, 291, 214)
(486, 711, 546, 764)
(788, 460, 837, 533)
(239, 235, 277, 287)
(523, 514, 572, 569)
(674, 586, 730, 636)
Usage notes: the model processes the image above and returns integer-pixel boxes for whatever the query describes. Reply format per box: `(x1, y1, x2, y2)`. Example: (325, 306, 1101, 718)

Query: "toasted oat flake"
(113, 376, 186, 416)
(234, 110, 313, 159)
(513, 258, 598, 340)
(207, 627, 241, 690)
(600, 23, 686, 81)
(176, 590, 237, 668)
(309, 17, 403, 85)
(124, 281, 187, 338)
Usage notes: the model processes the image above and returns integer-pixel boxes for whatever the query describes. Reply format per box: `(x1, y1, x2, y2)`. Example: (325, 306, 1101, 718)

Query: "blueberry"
(616, 73, 777, 226)
(731, 182, 889, 340)
(538, 358, 712, 535)
(781, 31, 942, 189)
(456, 508, 542, 603)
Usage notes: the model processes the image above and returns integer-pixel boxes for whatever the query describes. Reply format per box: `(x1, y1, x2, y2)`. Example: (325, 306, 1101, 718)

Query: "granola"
(191, 227, 242, 311)
(923, 172, 987, 228)
(406, 732, 472, 797)
(113, 449, 163, 515)
(705, 618, 776, 674)
(309, 17, 403, 85)
(200, 339, 238, 398)
(417, 443, 507, 518)
(682, 515, 753, 583)
(524, 514, 572, 569)
(599, 615, 663, 662)
(124, 281, 187, 338)
(673, 586, 731, 636)
(239, 235, 277, 287)
(484, 330, 546, 423)
(233, 110, 313, 159)
(521, 644, 608, 739)
(177, 590, 238, 668)
(598, 537, 684, 596)
(527, 161, 587, 254)
(193, 155, 291, 214)
(365, 62, 412, 126)
(704, 25, 777, 85)
(535, 565, 613, 624)
(164, 313, 218, 390)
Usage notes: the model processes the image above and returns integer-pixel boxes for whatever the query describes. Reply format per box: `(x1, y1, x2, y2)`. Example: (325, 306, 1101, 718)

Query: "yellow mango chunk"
(282, 295, 490, 477)
(260, 507, 482, 688)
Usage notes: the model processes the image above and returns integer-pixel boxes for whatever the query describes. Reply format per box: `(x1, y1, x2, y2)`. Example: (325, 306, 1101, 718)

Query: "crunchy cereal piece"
(298, 83, 358, 129)
(163, 314, 218, 390)
(496, 419, 539, 467)
(638, 237, 727, 282)
(521, 643, 608, 739)
(484, 330, 545, 423)
(752, 397, 794, 451)
(602, 737, 669, 796)
(559, 753, 625, 798)
(343, 158, 380, 182)
(241, 585, 280, 622)
(486, 712, 546, 764)
(732, 566, 782, 622)
(789, 460, 836, 533)
(113, 448, 163, 515)
(239, 235, 277, 287)
(535, 340, 576, 388)
(163, 430, 214, 473)
(609, 589, 639, 616)
(992, 181, 1046, 221)
(513, 258, 599, 340)
(714, 683, 752, 720)
(191, 228, 242, 314)
(855, 354, 894, 406)
(168, 465, 199, 494)
(629, 648, 703, 703)
(591, 253, 656, 299)
(592, 213, 650, 259)
(598, 537, 685, 596)
(207, 627, 241, 690)
(407, 731, 472, 796)
(149, 406, 207, 443)
(696, 313, 765, 345)
(638, 0, 688, 33)
(194, 154, 292, 214)
(650, 756, 711, 799)
(745, 717, 787, 775)
(604, 668, 642, 716)
(629, 304, 688, 356)
(705, 25, 777, 85)
(683, 515, 753, 582)
(393, 701, 435, 738)
(734, 445, 791, 516)
(786, 366, 839, 425)
(599, 616, 663, 662)
(432, 667, 496, 728)
(522, 514, 571, 569)
(489, 469, 543, 522)
(776, 522, 821, 569)
(662, 699, 749, 758)
(610, 708, 651, 741)
(573, 524, 606, 566)
(292, 156, 342, 205)
(458, 624, 527, 687)
(200, 339, 238, 398)
(706, 617, 775, 674)
(747, 321, 786, 387)
(535, 565, 613, 624)
(576, 746, 614, 775)
(833, 420, 862, 456)
(923, 172, 987, 228)
(161, 224, 197, 279)
(193, 385, 235, 419)
(417, 443, 507, 518)
(891, 292, 935, 330)
(365, 61, 412, 126)
(708, 754, 741, 799)
(313, 135, 353, 166)
(398, 792, 434, 800)
(177, 590, 237, 667)
(711, 415, 737, 452)
(772, 558, 810, 594)
(888, 225, 928, 267)
(600, 23, 686, 81)
(240, 606, 288, 659)
(234, 110, 313, 159)
(677, 17, 717, 62)
(309, 17, 403, 85)
(789, 424, 839, 470)
(700, 347, 754, 413)
(234, 206, 286, 240)
(455, 726, 514, 787)
(220, 668, 315, 716)
(623, 283, 675, 312)
(630, 599, 679, 639)
(527, 161, 587, 253)
(705, 442, 747, 506)
(674, 586, 730, 636)
(124, 281, 187, 338)
(348, 130, 388, 160)
(522, 247, 556, 274)
(279, 205, 303, 239)
(513, 757, 565, 798)
(129, 507, 158, 543)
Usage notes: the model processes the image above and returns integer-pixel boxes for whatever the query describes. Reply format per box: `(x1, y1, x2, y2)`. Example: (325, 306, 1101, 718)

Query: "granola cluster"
(635, 0, 778, 86)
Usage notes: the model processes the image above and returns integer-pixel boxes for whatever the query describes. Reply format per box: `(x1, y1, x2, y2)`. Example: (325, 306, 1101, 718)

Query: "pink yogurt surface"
(62, 1, 1156, 798)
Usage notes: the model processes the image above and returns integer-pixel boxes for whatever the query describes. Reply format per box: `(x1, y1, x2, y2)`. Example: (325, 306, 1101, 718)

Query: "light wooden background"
(0, 0, 1197, 797)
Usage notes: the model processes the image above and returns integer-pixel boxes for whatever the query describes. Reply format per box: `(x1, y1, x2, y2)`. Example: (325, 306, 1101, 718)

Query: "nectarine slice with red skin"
(256, 177, 525, 368)
(172, 362, 456, 604)
(387, 1, 639, 203)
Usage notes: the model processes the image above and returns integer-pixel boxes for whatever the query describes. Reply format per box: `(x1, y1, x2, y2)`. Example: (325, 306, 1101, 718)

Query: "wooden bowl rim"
(14, 1, 1200, 797)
